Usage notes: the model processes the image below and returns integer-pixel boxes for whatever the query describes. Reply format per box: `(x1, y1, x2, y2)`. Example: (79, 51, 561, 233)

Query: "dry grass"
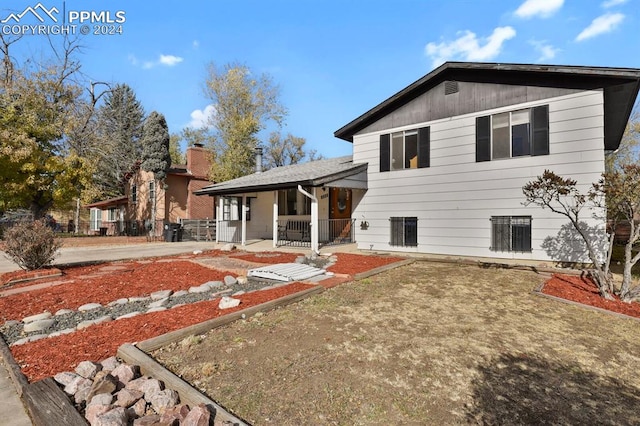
(153, 261, 640, 425)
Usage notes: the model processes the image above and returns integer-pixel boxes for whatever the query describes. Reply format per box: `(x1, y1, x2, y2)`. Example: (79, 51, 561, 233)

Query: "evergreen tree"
(141, 111, 171, 232)
(94, 84, 145, 198)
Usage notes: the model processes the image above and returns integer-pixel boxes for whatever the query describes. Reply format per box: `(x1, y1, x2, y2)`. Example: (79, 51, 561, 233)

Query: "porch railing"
(181, 219, 216, 241)
(276, 218, 355, 248)
(216, 220, 243, 243)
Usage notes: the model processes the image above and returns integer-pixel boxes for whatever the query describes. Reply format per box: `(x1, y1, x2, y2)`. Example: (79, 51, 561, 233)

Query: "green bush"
(3, 219, 62, 270)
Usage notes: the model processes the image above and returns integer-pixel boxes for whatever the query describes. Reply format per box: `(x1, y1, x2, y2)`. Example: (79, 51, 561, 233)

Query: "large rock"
(220, 243, 235, 252)
(77, 315, 113, 330)
(114, 388, 144, 408)
(148, 389, 179, 415)
(64, 376, 93, 395)
(22, 311, 52, 323)
(188, 284, 210, 294)
(127, 398, 147, 419)
(203, 281, 223, 290)
(150, 290, 173, 300)
(86, 373, 118, 402)
(54, 371, 80, 387)
(94, 406, 128, 426)
(76, 360, 102, 380)
(182, 404, 211, 426)
(219, 296, 241, 310)
(88, 393, 114, 407)
(85, 402, 111, 425)
(223, 275, 237, 286)
(159, 404, 190, 424)
(23, 319, 55, 333)
(78, 302, 103, 311)
(111, 364, 140, 385)
(100, 356, 121, 372)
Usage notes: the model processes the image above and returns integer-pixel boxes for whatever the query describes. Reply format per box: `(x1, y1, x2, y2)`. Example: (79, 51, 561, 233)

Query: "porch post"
(311, 187, 319, 253)
(216, 197, 223, 244)
(297, 185, 318, 254)
(272, 191, 278, 248)
(241, 194, 247, 246)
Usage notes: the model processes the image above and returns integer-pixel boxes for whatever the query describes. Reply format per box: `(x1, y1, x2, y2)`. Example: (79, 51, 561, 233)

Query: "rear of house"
(335, 62, 640, 262)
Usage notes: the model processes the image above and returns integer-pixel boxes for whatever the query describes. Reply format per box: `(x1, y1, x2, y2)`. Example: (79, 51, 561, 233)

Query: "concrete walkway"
(0, 357, 31, 426)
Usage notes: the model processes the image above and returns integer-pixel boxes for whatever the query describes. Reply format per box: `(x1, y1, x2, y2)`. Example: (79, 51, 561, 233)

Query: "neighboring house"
(195, 151, 367, 252)
(86, 144, 214, 235)
(334, 62, 640, 262)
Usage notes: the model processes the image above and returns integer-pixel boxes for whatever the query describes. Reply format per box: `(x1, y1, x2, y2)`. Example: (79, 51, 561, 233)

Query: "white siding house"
(335, 62, 640, 262)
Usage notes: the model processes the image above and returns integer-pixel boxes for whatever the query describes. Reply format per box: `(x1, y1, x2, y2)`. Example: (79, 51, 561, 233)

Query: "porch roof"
(85, 196, 128, 209)
(195, 156, 367, 196)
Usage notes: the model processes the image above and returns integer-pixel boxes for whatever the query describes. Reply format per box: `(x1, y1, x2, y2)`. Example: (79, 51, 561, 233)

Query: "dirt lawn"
(153, 261, 640, 425)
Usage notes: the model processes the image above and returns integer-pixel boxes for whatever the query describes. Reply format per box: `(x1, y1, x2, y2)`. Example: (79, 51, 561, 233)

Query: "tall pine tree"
(141, 111, 171, 231)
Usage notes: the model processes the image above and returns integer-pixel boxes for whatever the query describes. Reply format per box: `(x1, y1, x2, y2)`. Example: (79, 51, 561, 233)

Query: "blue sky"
(2, 0, 639, 158)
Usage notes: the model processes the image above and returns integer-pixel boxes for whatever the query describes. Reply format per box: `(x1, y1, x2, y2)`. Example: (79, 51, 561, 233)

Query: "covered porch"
(195, 156, 367, 253)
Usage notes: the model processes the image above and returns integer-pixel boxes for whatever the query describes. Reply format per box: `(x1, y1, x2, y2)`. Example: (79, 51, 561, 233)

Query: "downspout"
(297, 185, 319, 254)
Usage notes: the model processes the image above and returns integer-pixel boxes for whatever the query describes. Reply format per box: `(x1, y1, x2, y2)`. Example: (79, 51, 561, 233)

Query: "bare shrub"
(2, 219, 62, 270)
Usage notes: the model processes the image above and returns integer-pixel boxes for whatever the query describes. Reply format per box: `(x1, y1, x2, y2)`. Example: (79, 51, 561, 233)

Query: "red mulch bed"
(12, 282, 313, 382)
(327, 253, 405, 275)
(0, 260, 237, 322)
(542, 274, 640, 319)
(230, 251, 301, 264)
(1, 268, 62, 286)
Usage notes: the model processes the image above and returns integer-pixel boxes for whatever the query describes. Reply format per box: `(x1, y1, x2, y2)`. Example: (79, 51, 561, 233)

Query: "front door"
(329, 188, 352, 240)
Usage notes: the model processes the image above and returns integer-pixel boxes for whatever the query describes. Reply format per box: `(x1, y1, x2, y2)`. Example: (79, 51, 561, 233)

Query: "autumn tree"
(263, 132, 323, 169)
(141, 111, 171, 232)
(0, 35, 92, 218)
(203, 62, 286, 181)
(595, 165, 640, 302)
(605, 103, 639, 172)
(169, 133, 185, 165)
(93, 83, 145, 198)
(523, 170, 615, 299)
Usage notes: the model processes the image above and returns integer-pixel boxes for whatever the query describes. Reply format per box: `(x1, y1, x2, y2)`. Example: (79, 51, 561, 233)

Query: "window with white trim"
(278, 188, 311, 215)
(490, 216, 532, 252)
(90, 208, 101, 231)
(148, 181, 155, 204)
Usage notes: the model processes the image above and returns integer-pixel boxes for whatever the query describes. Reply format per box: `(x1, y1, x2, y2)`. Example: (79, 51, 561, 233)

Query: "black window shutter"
(380, 134, 390, 172)
(531, 105, 549, 156)
(418, 127, 430, 168)
(476, 116, 491, 162)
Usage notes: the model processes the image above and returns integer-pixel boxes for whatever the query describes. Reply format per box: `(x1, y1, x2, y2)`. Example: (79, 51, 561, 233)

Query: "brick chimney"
(186, 143, 210, 178)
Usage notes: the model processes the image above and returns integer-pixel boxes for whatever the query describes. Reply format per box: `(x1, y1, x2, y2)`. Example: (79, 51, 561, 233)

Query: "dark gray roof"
(334, 61, 640, 150)
(195, 156, 367, 196)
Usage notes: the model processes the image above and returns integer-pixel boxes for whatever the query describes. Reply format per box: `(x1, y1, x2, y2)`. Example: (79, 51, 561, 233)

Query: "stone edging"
(117, 284, 325, 425)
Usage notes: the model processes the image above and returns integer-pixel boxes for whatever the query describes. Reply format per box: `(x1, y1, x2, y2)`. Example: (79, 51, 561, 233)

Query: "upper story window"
(380, 127, 430, 172)
(131, 184, 137, 204)
(476, 105, 549, 162)
(148, 181, 155, 204)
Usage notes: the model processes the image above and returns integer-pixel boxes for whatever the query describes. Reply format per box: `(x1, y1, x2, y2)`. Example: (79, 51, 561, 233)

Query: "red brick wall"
(186, 146, 211, 179)
(188, 179, 215, 219)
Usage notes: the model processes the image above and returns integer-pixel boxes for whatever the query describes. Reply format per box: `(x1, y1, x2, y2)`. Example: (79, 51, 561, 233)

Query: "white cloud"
(602, 0, 627, 8)
(159, 54, 184, 66)
(576, 12, 624, 41)
(188, 105, 216, 128)
(192, 40, 200, 49)
(425, 27, 516, 67)
(530, 40, 560, 62)
(515, 0, 564, 18)
(130, 54, 184, 69)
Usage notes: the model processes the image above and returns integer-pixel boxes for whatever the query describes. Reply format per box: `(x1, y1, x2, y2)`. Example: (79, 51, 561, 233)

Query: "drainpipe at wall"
(297, 185, 319, 254)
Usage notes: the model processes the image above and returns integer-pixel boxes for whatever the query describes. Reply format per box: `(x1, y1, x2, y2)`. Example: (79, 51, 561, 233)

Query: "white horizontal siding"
(353, 90, 605, 261)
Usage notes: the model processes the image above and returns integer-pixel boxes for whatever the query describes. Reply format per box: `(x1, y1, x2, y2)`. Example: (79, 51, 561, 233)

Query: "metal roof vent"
(444, 81, 459, 95)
